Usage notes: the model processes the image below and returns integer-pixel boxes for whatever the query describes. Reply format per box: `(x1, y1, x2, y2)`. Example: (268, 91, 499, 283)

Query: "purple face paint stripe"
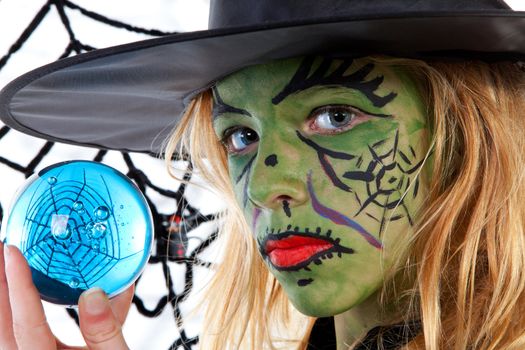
(252, 207, 262, 233)
(307, 171, 383, 250)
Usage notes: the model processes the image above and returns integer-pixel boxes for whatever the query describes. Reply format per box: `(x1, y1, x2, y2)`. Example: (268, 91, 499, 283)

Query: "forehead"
(214, 56, 409, 106)
(216, 56, 305, 99)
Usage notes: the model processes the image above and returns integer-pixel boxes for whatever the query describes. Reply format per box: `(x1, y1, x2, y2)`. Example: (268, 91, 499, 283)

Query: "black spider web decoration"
(350, 130, 425, 237)
(0, 1, 217, 349)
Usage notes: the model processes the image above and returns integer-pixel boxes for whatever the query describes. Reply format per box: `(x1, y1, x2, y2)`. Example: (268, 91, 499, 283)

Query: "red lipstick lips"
(265, 235, 334, 268)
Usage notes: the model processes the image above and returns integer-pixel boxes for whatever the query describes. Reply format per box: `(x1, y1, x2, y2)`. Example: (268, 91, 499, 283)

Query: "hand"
(0, 241, 134, 350)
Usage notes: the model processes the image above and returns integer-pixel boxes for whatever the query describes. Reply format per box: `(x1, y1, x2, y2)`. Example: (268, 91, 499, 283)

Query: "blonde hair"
(164, 57, 525, 349)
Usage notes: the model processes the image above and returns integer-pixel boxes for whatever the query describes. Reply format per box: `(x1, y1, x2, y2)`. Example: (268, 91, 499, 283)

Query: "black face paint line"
(264, 154, 278, 167)
(297, 278, 314, 287)
(235, 154, 256, 184)
(296, 130, 355, 192)
(235, 154, 256, 208)
(272, 57, 397, 107)
(212, 86, 253, 120)
(283, 200, 291, 218)
(337, 130, 425, 237)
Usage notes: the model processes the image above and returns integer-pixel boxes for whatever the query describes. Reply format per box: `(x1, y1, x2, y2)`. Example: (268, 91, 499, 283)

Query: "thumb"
(109, 284, 135, 326)
(78, 288, 129, 350)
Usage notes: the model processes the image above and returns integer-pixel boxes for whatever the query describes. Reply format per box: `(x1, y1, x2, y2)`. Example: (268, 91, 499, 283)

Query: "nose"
(247, 150, 309, 211)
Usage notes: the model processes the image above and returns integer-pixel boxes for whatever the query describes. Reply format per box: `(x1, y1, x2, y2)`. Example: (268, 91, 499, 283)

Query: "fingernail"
(82, 287, 108, 315)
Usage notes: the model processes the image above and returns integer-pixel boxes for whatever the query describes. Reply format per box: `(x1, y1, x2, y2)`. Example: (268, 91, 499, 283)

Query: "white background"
(0, 1, 215, 349)
(0, 0, 524, 348)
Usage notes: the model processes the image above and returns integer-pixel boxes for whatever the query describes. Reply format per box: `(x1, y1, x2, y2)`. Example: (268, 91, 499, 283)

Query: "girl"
(166, 55, 525, 349)
(1, 1, 524, 349)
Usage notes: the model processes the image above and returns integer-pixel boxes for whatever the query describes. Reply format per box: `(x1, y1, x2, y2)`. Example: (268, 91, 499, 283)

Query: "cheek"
(228, 155, 257, 210)
(272, 247, 387, 317)
(227, 160, 263, 239)
(334, 131, 425, 226)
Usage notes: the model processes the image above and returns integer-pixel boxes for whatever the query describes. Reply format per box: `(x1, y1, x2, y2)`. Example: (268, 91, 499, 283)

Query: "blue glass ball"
(1, 160, 153, 306)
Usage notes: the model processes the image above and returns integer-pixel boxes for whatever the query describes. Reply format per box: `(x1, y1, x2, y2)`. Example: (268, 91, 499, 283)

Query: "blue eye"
(309, 105, 365, 134)
(223, 127, 259, 153)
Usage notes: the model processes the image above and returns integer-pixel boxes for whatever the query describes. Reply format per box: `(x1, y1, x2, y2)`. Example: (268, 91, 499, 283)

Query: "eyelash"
(221, 126, 259, 155)
(221, 104, 370, 154)
(306, 104, 369, 135)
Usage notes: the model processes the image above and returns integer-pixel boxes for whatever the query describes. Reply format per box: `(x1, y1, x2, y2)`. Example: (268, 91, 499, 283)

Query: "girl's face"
(212, 57, 430, 317)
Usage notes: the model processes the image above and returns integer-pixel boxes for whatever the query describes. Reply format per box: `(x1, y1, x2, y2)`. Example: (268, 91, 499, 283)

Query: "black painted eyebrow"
(212, 86, 253, 120)
(271, 57, 397, 107)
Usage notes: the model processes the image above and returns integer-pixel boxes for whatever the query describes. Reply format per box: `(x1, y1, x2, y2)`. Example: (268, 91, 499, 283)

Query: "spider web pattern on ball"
(25, 173, 120, 289)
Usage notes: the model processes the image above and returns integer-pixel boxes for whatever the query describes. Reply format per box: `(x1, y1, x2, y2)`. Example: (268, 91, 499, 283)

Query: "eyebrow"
(212, 86, 253, 120)
(271, 57, 397, 107)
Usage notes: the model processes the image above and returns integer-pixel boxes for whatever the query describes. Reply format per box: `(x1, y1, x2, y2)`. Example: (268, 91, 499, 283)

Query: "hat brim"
(1, 12, 524, 154)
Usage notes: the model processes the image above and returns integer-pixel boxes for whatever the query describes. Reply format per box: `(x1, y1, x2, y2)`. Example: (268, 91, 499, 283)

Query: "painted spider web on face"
(351, 130, 425, 236)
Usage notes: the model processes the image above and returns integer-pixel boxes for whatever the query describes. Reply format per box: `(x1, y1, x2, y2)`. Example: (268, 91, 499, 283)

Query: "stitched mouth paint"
(267, 235, 332, 267)
(261, 228, 354, 271)
(307, 171, 383, 250)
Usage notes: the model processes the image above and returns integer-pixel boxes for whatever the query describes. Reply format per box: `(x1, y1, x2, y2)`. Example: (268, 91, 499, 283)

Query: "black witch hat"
(0, 0, 523, 153)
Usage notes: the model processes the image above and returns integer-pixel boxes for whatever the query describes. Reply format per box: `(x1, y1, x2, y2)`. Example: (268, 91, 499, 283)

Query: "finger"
(109, 284, 135, 325)
(4, 244, 56, 350)
(0, 242, 17, 350)
(78, 288, 129, 350)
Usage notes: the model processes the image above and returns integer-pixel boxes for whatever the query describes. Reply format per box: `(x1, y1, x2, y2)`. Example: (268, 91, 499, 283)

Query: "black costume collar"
(307, 317, 421, 350)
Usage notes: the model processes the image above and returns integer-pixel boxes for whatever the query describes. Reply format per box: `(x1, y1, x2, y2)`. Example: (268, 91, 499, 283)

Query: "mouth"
(260, 227, 354, 271)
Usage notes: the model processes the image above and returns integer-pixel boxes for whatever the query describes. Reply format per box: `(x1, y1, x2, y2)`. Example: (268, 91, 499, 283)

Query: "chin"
(273, 270, 384, 317)
(287, 292, 357, 317)
(278, 280, 363, 317)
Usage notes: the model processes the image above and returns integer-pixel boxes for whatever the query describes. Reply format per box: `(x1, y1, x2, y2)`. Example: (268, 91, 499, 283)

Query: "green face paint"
(213, 56, 430, 317)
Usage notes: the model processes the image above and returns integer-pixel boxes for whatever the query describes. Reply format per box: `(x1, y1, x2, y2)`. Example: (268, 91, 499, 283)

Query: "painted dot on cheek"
(264, 154, 278, 167)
